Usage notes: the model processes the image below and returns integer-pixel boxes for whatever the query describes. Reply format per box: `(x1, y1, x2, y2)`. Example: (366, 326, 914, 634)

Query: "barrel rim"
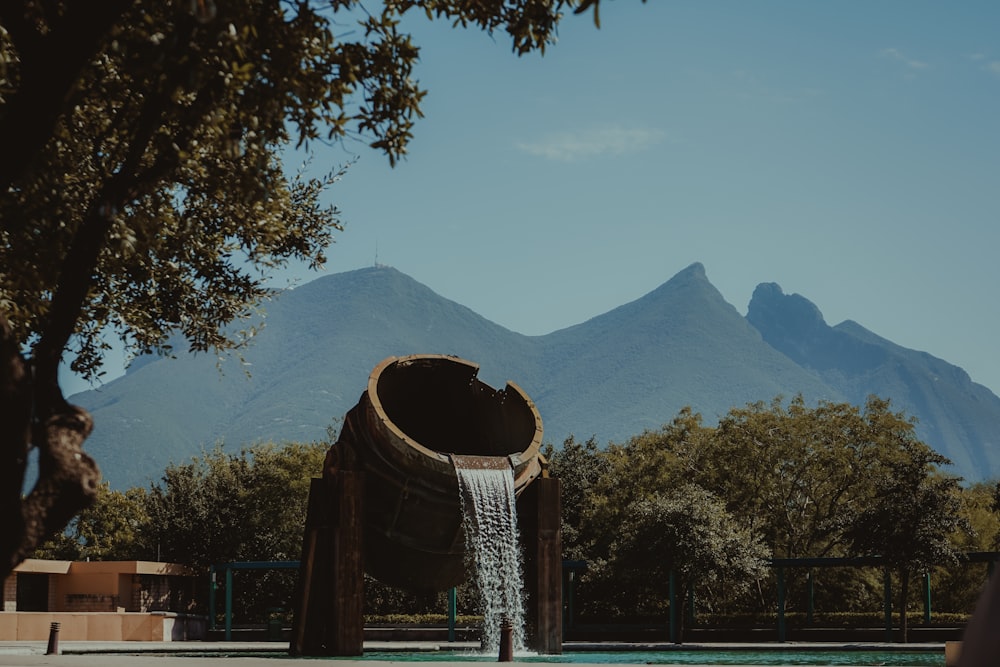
(365, 354, 544, 480)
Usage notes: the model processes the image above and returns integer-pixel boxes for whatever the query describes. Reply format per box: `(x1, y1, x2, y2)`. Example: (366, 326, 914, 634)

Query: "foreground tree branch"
(18, 404, 100, 564)
(0, 314, 33, 574)
(0, 0, 135, 192)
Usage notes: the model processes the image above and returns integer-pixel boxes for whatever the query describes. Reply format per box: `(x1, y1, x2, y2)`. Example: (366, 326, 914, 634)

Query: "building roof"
(13, 559, 197, 577)
(13, 559, 72, 574)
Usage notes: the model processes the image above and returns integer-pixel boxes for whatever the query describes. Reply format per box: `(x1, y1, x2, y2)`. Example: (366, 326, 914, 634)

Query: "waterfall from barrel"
(453, 455, 526, 654)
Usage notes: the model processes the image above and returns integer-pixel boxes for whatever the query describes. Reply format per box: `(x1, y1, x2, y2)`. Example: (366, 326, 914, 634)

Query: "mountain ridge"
(71, 263, 1000, 488)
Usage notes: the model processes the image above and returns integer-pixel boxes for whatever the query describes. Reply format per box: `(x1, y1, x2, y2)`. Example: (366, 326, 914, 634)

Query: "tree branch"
(31, 12, 203, 394)
(18, 404, 98, 564)
(0, 312, 33, 577)
(0, 0, 136, 193)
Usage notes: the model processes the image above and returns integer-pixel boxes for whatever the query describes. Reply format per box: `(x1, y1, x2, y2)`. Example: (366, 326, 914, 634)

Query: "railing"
(209, 552, 1000, 643)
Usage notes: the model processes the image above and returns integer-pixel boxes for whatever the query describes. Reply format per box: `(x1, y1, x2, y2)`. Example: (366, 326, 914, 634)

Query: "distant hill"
(71, 263, 1000, 488)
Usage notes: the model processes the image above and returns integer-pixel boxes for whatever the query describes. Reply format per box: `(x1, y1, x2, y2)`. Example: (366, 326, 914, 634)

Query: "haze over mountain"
(70, 263, 1000, 489)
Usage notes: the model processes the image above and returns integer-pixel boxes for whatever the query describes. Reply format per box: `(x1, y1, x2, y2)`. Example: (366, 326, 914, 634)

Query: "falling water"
(454, 458, 526, 654)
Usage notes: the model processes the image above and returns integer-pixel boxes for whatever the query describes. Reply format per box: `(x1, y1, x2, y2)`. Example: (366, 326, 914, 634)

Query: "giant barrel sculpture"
(326, 354, 544, 592)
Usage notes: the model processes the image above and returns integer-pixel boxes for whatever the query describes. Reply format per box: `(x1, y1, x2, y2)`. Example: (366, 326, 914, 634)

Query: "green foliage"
(838, 423, 969, 641)
(930, 484, 1000, 613)
(142, 440, 326, 567)
(555, 393, 984, 632)
(543, 435, 608, 561)
(139, 440, 326, 620)
(34, 439, 326, 563)
(362, 577, 481, 619)
(33, 482, 148, 561)
(702, 396, 906, 559)
(694, 610, 971, 628)
(612, 484, 770, 600)
(581, 407, 711, 558)
(364, 613, 482, 626)
(842, 442, 967, 573)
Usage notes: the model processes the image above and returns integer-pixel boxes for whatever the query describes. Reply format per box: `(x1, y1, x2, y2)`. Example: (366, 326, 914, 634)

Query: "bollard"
(45, 622, 60, 655)
(498, 617, 513, 662)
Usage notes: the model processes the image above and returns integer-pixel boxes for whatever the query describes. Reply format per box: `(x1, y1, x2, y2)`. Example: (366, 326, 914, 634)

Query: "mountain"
(534, 263, 838, 440)
(71, 263, 1000, 488)
(747, 282, 1000, 478)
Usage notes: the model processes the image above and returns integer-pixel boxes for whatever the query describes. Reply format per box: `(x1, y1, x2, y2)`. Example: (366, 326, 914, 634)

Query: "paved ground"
(0, 640, 950, 667)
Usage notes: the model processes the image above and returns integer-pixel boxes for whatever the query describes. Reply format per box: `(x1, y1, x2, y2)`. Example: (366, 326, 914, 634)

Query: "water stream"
(453, 457, 526, 654)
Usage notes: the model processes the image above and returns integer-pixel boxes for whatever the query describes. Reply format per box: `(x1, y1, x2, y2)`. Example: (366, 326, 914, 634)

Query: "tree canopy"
(548, 394, 973, 641)
(611, 484, 770, 642)
(27, 397, 989, 638)
(0, 0, 615, 579)
(840, 438, 968, 641)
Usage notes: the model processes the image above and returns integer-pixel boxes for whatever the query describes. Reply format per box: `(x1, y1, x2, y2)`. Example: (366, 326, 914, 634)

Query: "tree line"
(545, 395, 997, 642)
(32, 394, 1000, 642)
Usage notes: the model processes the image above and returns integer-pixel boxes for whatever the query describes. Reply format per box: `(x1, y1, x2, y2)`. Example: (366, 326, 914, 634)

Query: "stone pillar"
(518, 475, 562, 654)
(290, 473, 364, 656)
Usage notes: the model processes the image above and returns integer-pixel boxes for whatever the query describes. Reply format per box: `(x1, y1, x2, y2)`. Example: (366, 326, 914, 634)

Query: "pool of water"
(131, 649, 945, 667)
(330, 650, 944, 666)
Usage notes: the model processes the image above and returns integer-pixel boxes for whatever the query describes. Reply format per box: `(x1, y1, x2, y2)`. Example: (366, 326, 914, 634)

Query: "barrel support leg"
(291, 473, 365, 656)
(518, 476, 562, 654)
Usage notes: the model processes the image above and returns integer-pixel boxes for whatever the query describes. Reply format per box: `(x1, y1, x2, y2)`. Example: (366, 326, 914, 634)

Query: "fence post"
(776, 567, 786, 642)
(448, 587, 457, 642)
(806, 570, 814, 625)
(225, 565, 233, 641)
(208, 565, 216, 631)
(923, 572, 932, 624)
(883, 569, 892, 642)
(668, 570, 677, 644)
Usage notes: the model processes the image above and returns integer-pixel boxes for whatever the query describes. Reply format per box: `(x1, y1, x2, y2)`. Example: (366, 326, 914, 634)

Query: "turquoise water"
(136, 649, 944, 666)
(339, 650, 944, 666)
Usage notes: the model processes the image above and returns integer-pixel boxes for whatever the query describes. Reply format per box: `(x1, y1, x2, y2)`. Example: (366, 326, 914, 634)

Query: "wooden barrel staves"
(327, 354, 544, 591)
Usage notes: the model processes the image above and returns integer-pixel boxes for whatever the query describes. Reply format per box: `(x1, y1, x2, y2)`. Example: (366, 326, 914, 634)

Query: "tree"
(573, 408, 718, 619)
(703, 396, 905, 560)
(543, 435, 608, 561)
(32, 481, 148, 561)
(841, 434, 969, 642)
(932, 482, 996, 614)
(582, 408, 711, 557)
(610, 484, 770, 643)
(141, 440, 327, 619)
(0, 0, 614, 579)
(142, 441, 326, 567)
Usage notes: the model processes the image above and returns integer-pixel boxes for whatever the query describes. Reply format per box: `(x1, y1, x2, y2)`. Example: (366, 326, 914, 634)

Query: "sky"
(67, 1, 1000, 397)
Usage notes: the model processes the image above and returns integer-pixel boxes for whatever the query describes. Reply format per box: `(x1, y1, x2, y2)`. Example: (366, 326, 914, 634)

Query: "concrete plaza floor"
(0, 640, 950, 667)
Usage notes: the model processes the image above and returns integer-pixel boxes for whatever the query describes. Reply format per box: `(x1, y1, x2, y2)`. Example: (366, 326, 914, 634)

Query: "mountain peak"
(645, 262, 717, 302)
(747, 282, 827, 332)
(673, 261, 708, 283)
(746, 282, 840, 370)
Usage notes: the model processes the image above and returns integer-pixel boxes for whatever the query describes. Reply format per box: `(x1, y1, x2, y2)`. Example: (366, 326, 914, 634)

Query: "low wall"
(0, 612, 206, 641)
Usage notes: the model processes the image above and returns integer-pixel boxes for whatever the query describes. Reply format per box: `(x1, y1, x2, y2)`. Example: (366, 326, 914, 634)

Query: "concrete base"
(0, 612, 206, 641)
(945, 640, 961, 667)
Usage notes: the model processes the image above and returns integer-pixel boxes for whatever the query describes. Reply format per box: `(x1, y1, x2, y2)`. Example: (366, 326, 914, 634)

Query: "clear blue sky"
(68, 1, 1000, 397)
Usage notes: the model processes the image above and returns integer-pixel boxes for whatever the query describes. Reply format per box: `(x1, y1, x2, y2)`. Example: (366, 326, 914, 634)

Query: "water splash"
(454, 459, 526, 654)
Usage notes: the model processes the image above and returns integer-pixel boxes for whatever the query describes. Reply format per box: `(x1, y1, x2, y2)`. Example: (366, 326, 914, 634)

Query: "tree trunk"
(898, 569, 909, 643)
(0, 313, 99, 581)
(675, 587, 687, 644)
(0, 314, 33, 575)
